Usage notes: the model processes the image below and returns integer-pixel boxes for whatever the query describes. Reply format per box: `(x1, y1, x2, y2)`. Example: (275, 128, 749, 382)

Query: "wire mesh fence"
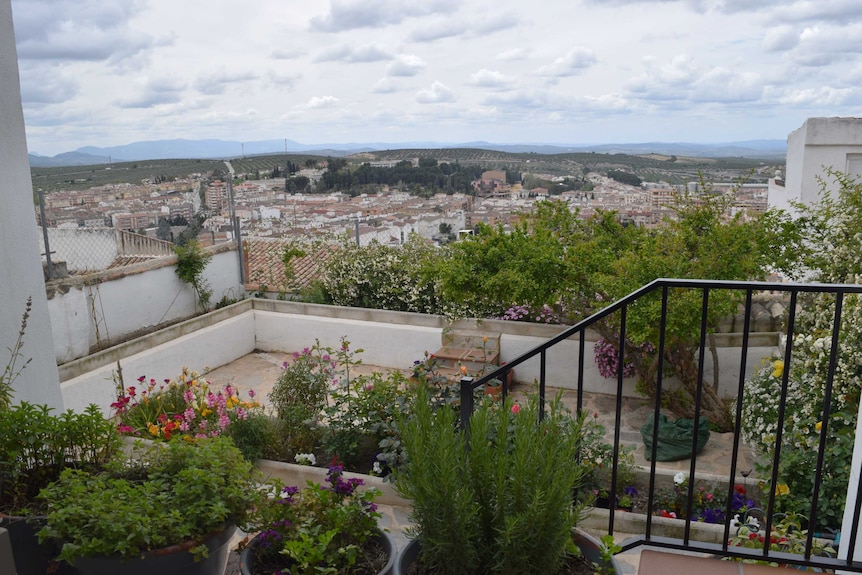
(37, 192, 174, 280)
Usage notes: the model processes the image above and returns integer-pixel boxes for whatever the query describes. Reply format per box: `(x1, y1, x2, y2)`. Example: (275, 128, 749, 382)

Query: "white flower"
(730, 514, 740, 529)
(747, 516, 760, 529)
(372, 461, 383, 475)
(294, 453, 316, 466)
(674, 472, 686, 485)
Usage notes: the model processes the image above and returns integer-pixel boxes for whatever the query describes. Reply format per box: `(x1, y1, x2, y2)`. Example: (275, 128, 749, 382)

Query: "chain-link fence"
(37, 192, 174, 280)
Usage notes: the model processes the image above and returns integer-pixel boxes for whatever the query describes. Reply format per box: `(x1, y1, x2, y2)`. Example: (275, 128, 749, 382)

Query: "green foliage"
(38, 436, 260, 564)
(395, 387, 589, 575)
(0, 297, 32, 411)
(437, 211, 570, 318)
(606, 169, 642, 186)
(243, 464, 383, 575)
(321, 234, 453, 315)
(742, 171, 862, 529)
(0, 402, 119, 515)
(268, 342, 333, 456)
(323, 370, 406, 471)
(174, 240, 213, 312)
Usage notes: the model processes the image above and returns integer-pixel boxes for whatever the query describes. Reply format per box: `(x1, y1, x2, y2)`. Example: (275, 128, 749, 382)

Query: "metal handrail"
(458, 278, 862, 571)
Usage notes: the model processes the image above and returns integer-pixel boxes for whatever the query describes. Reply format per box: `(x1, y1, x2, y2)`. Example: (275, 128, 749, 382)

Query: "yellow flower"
(147, 423, 160, 437)
(772, 360, 784, 378)
(775, 483, 790, 496)
(815, 421, 823, 432)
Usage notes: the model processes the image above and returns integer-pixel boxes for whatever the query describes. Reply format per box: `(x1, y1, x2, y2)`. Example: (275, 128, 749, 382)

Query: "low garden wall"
(58, 299, 781, 415)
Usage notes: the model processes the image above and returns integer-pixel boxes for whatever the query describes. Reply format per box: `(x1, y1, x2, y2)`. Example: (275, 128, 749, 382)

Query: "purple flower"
(624, 485, 638, 496)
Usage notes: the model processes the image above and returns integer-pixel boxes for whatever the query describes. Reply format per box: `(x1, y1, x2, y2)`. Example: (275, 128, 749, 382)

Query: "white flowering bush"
(741, 170, 862, 529)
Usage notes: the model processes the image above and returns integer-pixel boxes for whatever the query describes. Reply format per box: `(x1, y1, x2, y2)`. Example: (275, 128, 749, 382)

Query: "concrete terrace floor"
(210, 350, 756, 575)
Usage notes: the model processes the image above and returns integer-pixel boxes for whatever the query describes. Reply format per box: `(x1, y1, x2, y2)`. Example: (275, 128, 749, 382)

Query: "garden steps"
(432, 329, 502, 381)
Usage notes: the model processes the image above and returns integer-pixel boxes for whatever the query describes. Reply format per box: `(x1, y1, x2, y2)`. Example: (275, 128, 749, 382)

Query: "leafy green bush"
(322, 370, 406, 471)
(0, 402, 119, 515)
(395, 388, 589, 575)
(38, 436, 260, 564)
(268, 343, 334, 456)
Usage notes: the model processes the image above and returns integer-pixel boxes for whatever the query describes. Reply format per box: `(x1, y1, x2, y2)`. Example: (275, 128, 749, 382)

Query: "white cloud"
(387, 55, 427, 77)
(470, 69, 514, 88)
(497, 48, 529, 61)
(537, 48, 598, 77)
(309, 0, 461, 32)
(270, 48, 307, 60)
(315, 44, 392, 63)
(308, 96, 339, 108)
(416, 81, 455, 104)
(762, 26, 800, 52)
(372, 78, 398, 93)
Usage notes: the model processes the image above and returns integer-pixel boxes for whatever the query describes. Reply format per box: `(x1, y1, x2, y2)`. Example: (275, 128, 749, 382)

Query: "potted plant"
(36, 436, 260, 575)
(393, 386, 621, 575)
(0, 402, 120, 575)
(239, 461, 394, 575)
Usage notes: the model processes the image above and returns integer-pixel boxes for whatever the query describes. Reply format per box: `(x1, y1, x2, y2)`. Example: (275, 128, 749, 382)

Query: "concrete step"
(442, 329, 501, 352)
(431, 346, 500, 372)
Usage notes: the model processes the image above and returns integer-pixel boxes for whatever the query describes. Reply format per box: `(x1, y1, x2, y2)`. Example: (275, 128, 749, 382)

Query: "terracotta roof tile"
(243, 238, 331, 292)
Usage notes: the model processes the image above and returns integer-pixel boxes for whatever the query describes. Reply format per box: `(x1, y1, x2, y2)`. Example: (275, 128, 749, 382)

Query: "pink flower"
(248, 389, 256, 398)
(511, 404, 521, 414)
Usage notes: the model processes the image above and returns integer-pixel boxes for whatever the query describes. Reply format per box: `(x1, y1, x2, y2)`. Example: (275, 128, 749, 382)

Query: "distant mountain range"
(28, 138, 787, 167)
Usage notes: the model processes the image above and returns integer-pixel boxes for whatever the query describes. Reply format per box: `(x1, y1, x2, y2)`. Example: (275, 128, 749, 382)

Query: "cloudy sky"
(10, 0, 862, 156)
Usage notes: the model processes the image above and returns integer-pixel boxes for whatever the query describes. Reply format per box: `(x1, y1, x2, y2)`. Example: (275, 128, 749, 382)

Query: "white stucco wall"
(61, 311, 256, 413)
(253, 310, 442, 367)
(49, 248, 243, 363)
(0, 0, 63, 409)
(776, 117, 862, 213)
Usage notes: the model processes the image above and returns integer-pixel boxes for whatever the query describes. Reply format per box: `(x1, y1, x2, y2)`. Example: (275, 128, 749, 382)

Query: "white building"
(773, 117, 862, 213)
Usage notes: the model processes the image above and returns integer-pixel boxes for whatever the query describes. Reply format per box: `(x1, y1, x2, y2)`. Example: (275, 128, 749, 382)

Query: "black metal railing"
(459, 278, 862, 572)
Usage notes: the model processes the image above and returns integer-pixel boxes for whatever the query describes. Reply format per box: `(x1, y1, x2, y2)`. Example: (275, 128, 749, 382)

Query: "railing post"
(459, 376, 474, 433)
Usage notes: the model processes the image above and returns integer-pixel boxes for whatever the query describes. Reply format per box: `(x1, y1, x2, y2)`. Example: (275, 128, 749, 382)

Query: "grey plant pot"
(394, 527, 622, 575)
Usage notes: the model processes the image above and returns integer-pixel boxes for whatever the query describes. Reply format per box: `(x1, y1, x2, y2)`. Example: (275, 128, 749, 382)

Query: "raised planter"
(255, 459, 410, 507)
(240, 528, 394, 575)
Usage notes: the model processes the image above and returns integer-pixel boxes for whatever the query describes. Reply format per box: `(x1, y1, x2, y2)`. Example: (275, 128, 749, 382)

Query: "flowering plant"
(728, 510, 836, 566)
(242, 462, 386, 575)
(494, 303, 561, 324)
(654, 472, 756, 524)
(111, 367, 261, 441)
(594, 337, 657, 380)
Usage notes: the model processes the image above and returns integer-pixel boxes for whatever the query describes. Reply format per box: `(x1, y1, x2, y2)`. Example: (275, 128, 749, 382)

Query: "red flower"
(511, 404, 521, 414)
(660, 510, 677, 518)
(734, 484, 746, 494)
